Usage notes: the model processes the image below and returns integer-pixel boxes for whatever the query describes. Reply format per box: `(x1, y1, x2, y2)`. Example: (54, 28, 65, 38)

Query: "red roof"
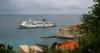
(69, 24, 79, 31)
(57, 41, 79, 50)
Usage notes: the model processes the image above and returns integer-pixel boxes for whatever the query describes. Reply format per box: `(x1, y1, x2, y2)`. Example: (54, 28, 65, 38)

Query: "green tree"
(7, 45, 10, 50)
(7, 45, 16, 53)
(7, 45, 13, 50)
(0, 44, 5, 50)
(0, 44, 16, 53)
(0, 44, 8, 53)
(79, 0, 100, 53)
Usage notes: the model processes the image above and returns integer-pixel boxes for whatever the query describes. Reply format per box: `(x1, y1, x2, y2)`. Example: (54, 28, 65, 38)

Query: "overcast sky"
(0, 0, 93, 14)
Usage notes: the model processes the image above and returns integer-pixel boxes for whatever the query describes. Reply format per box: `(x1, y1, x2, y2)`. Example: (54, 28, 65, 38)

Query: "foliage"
(0, 44, 5, 50)
(7, 45, 13, 50)
(36, 41, 81, 53)
(7, 50, 16, 53)
(36, 42, 63, 53)
(0, 44, 16, 53)
(36, 43, 49, 53)
(79, 0, 100, 53)
(7, 45, 16, 53)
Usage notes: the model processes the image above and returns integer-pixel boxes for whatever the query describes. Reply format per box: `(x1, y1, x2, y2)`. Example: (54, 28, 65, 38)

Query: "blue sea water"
(0, 14, 82, 52)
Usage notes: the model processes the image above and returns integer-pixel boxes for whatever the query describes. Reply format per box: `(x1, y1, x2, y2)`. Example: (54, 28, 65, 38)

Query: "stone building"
(19, 45, 43, 53)
(56, 25, 80, 38)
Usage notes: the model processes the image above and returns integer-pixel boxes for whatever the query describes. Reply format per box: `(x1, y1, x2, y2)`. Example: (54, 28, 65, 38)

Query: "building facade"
(19, 45, 43, 53)
(56, 25, 80, 38)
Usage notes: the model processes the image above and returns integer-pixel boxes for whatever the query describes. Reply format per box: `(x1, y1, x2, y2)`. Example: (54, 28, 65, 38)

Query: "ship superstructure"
(18, 19, 55, 28)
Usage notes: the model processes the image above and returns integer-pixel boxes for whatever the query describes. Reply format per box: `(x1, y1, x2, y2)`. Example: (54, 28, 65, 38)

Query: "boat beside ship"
(18, 19, 55, 28)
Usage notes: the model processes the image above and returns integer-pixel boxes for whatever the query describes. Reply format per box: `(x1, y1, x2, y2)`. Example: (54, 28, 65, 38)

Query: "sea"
(0, 14, 82, 52)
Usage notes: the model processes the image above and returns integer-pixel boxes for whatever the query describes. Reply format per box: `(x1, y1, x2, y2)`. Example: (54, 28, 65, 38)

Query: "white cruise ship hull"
(19, 24, 55, 28)
(18, 19, 55, 28)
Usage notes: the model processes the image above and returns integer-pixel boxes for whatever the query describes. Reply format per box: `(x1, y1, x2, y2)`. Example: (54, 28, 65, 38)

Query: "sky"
(0, 0, 94, 15)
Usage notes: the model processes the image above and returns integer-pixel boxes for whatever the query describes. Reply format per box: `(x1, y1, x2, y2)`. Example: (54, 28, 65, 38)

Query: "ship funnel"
(43, 19, 46, 22)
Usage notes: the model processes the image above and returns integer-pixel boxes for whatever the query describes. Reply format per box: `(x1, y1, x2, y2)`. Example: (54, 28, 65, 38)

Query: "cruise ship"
(18, 19, 55, 28)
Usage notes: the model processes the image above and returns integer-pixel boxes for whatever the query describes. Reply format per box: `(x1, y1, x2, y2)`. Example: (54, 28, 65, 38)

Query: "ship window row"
(26, 23, 53, 24)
